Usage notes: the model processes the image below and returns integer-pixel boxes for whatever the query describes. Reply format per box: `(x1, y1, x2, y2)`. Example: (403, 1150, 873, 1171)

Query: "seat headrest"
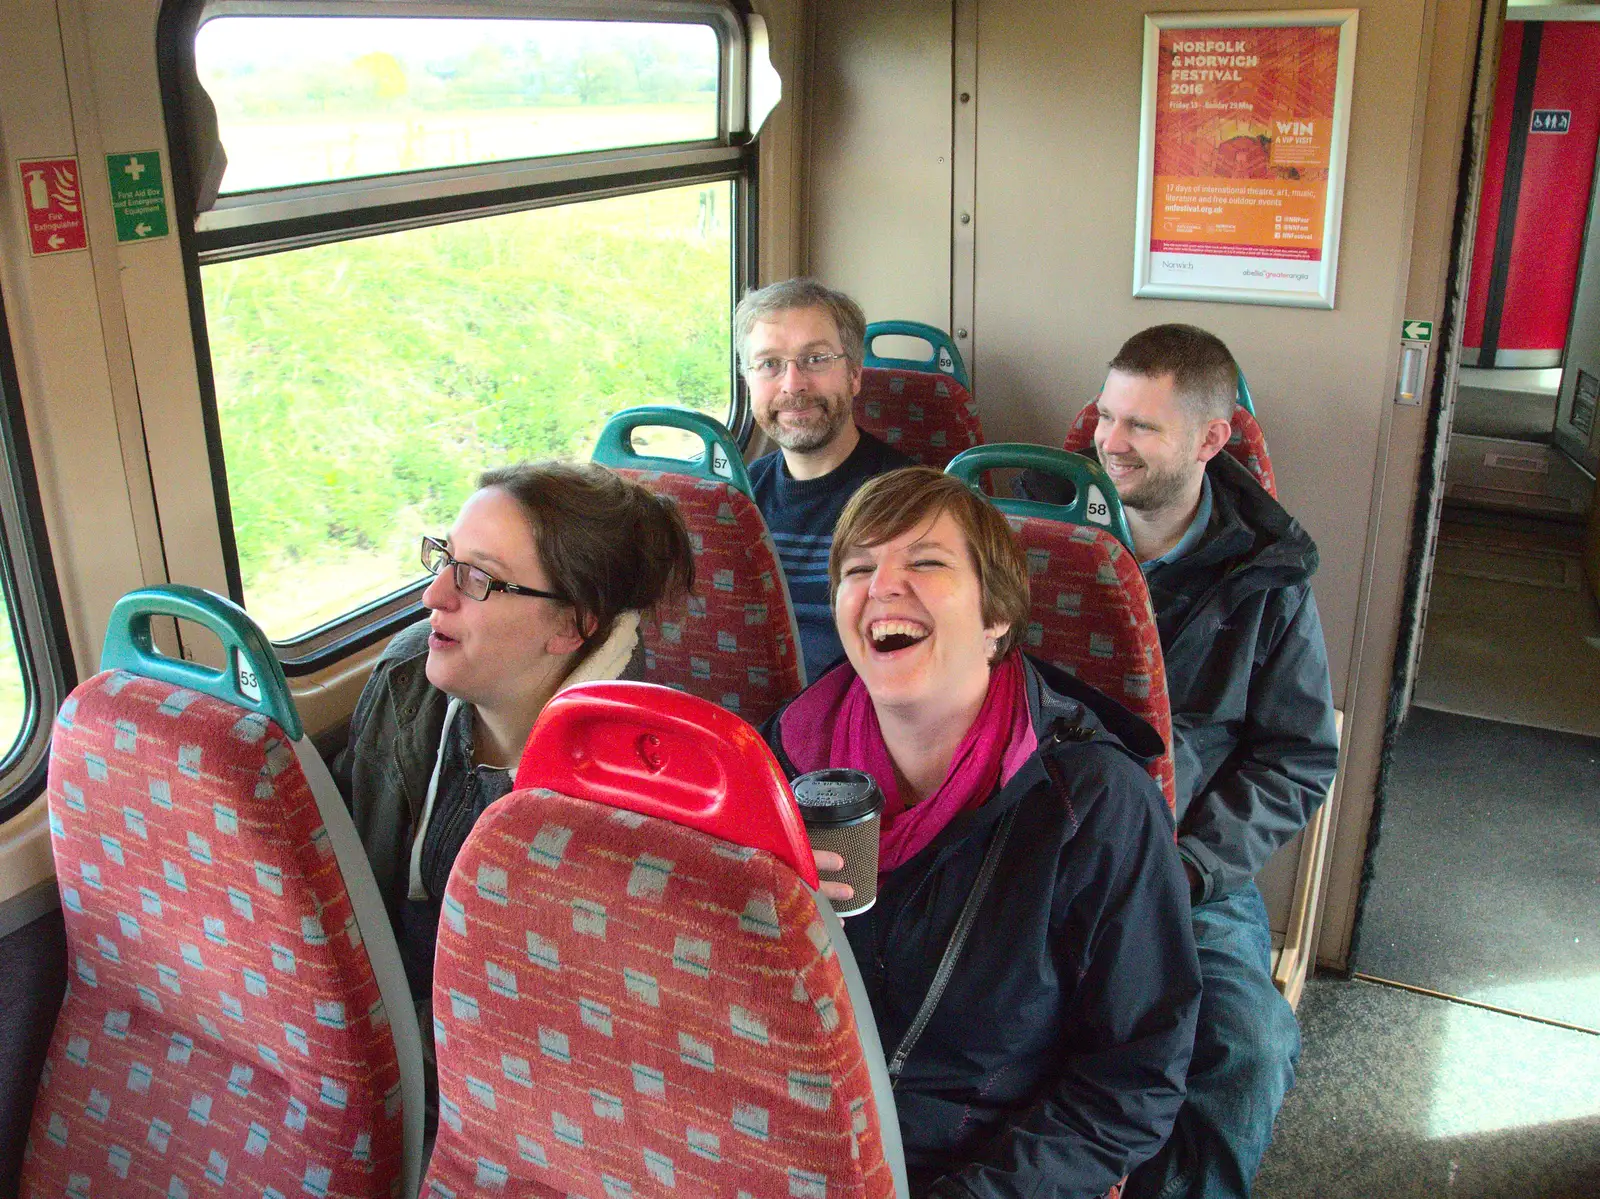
(947, 443, 1135, 554)
(592, 405, 755, 500)
(864, 319, 970, 389)
(515, 681, 819, 887)
(101, 584, 301, 738)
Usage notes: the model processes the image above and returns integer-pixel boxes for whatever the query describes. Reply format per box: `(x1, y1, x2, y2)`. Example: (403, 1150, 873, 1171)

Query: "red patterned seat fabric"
(855, 368, 984, 470)
(1006, 517, 1176, 809)
(1064, 400, 1277, 498)
(423, 788, 896, 1199)
(612, 469, 805, 726)
(24, 671, 404, 1198)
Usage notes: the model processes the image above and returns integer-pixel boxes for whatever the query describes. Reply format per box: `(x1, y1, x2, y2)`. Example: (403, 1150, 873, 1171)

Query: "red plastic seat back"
(854, 367, 983, 469)
(26, 671, 405, 1198)
(423, 683, 898, 1199)
(1065, 400, 1277, 497)
(1007, 518, 1176, 809)
(613, 469, 806, 725)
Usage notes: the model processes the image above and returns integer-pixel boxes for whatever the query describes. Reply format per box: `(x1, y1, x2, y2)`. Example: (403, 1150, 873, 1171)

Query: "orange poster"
(1136, 14, 1356, 307)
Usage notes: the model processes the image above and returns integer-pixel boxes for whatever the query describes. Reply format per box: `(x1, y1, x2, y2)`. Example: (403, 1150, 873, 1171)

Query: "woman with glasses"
(333, 460, 693, 1012)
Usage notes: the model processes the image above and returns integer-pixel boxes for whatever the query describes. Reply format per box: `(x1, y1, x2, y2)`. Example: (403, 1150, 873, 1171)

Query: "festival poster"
(1134, 13, 1357, 308)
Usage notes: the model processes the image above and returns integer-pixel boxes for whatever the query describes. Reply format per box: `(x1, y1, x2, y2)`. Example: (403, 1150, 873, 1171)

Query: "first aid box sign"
(19, 158, 88, 256)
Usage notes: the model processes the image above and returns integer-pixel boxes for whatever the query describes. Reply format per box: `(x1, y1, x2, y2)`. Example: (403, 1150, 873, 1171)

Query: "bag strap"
(887, 802, 1018, 1085)
(885, 716, 1093, 1086)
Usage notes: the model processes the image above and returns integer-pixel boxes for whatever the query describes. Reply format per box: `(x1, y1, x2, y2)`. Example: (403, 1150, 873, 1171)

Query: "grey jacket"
(329, 621, 450, 920)
(1142, 453, 1339, 903)
(329, 618, 648, 919)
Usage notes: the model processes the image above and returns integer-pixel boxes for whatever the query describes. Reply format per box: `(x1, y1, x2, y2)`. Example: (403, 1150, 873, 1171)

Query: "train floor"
(1256, 502, 1600, 1197)
(1412, 509, 1600, 737)
(1257, 976, 1600, 1197)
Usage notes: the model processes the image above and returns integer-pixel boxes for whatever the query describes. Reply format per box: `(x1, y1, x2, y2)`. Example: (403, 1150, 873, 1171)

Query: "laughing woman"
(762, 467, 1201, 1199)
(332, 461, 693, 1004)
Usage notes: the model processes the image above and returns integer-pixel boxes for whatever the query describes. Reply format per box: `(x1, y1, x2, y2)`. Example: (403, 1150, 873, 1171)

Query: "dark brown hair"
(828, 467, 1030, 661)
(477, 461, 693, 659)
(1110, 324, 1238, 425)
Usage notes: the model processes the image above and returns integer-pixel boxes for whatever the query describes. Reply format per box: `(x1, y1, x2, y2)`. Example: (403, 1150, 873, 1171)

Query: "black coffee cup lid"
(792, 768, 884, 825)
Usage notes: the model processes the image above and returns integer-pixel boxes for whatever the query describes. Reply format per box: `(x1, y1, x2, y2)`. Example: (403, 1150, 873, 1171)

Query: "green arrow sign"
(1401, 319, 1433, 343)
(106, 151, 169, 243)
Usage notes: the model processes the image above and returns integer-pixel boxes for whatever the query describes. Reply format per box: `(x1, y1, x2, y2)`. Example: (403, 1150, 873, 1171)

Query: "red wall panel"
(1498, 22, 1600, 354)
(1463, 21, 1523, 351)
(1464, 21, 1600, 357)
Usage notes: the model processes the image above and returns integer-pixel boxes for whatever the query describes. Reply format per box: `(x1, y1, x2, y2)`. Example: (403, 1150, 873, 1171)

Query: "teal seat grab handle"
(946, 444, 1136, 555)
(591, 406, 755, 501)
(101, 585, 302, 740)
(863, 320, 971, 390)
(1235, 369, 1256, 416)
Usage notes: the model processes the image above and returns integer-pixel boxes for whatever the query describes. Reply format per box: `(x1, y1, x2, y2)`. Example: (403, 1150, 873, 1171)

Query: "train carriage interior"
(0, 0, 1597, 1196)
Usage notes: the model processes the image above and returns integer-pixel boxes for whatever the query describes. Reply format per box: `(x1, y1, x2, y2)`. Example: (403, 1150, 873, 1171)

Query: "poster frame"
(1132, 8, 1359, 309)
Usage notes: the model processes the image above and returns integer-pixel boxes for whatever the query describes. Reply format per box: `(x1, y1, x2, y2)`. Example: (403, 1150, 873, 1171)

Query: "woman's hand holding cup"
(813, 850, 855, 904)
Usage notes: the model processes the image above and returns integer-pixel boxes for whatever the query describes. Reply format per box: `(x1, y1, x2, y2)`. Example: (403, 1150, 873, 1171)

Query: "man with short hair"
(737, 278, 911, 679)
(1033, 324, 1339, 1199)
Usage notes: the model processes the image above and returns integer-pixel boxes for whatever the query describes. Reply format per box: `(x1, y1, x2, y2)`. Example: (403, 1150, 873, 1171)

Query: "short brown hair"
(733, 277, 867, 369)
(1110, 324, 1237, 425)
(828, 467, 1030, 661)
(477, 462, 694, 662)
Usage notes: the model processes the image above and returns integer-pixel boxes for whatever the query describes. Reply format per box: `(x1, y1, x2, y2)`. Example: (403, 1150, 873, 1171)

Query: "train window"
(0, 590, 25, 762)
(167, 1, 755, 661)
(0, 291, 72, 820)
(196, 16, 721, 194)
(202, 182, 734, 642)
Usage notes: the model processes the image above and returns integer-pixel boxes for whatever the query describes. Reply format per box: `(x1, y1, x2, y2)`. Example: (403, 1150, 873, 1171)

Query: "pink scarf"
(785, 652, 1037, 872)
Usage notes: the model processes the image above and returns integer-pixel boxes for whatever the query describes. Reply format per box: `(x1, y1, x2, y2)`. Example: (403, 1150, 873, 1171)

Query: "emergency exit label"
(1530, 110, 1571, 134)
(1402, 319, 1433, 343)
(106, 151, 169, 242)
(18, 157, 87, 255)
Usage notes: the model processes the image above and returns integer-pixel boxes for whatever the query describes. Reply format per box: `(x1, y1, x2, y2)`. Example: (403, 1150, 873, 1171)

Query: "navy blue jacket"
(762, 656, 1201, 1199)
(1017, 452, 1339, 903)
(1143, 454, 1339, 903)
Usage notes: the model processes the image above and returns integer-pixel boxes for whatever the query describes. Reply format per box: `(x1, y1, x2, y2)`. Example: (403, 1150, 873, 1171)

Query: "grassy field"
(215, 103, 716, 193)
(0, 589, 25, 757)
(202, 182, 732, 641)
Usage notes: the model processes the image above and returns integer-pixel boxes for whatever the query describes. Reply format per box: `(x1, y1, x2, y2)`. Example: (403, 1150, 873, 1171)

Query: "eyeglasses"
(420, 536, 567, 603)
(744, 351, 849, 381)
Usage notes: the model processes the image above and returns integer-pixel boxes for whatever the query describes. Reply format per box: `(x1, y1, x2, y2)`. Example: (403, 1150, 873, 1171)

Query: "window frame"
(0, 288, 77, 823)
(159, 0, 757, 671)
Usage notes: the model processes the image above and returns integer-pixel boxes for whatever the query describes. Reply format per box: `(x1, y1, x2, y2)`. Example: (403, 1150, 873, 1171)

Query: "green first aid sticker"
(106, 151, 169, 242)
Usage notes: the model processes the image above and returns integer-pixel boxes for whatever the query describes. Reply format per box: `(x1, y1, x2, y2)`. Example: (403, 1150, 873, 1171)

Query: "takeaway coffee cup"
(792, 768, 884, 917)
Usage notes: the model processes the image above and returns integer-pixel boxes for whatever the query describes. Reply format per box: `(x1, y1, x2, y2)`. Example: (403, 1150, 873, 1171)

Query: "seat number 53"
(236, 654, 263, 703)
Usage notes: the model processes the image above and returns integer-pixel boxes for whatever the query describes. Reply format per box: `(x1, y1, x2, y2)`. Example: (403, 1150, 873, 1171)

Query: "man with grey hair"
(1026, 324, 1338, 1199)
(738, 278, 910, 678)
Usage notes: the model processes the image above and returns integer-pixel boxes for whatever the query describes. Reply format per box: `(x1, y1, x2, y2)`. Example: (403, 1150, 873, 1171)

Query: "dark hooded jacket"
(761, 655, 1201, 1199)
(1017, 452, 1338, 904)
(1143, 453, 1338, 903)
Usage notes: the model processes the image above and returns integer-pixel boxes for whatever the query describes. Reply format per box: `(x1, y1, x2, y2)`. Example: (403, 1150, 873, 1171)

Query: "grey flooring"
(1257, 978, 1600, 1198)
(1356, 707, 1600, 1030)
(1453, 367, 1562, 443)
(1455, 387, 1559, 442)
(1414, 522, 1600, 738)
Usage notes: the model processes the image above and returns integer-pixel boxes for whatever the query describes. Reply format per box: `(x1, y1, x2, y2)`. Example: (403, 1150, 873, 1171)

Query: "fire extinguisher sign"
(18, 157, 88, 256)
